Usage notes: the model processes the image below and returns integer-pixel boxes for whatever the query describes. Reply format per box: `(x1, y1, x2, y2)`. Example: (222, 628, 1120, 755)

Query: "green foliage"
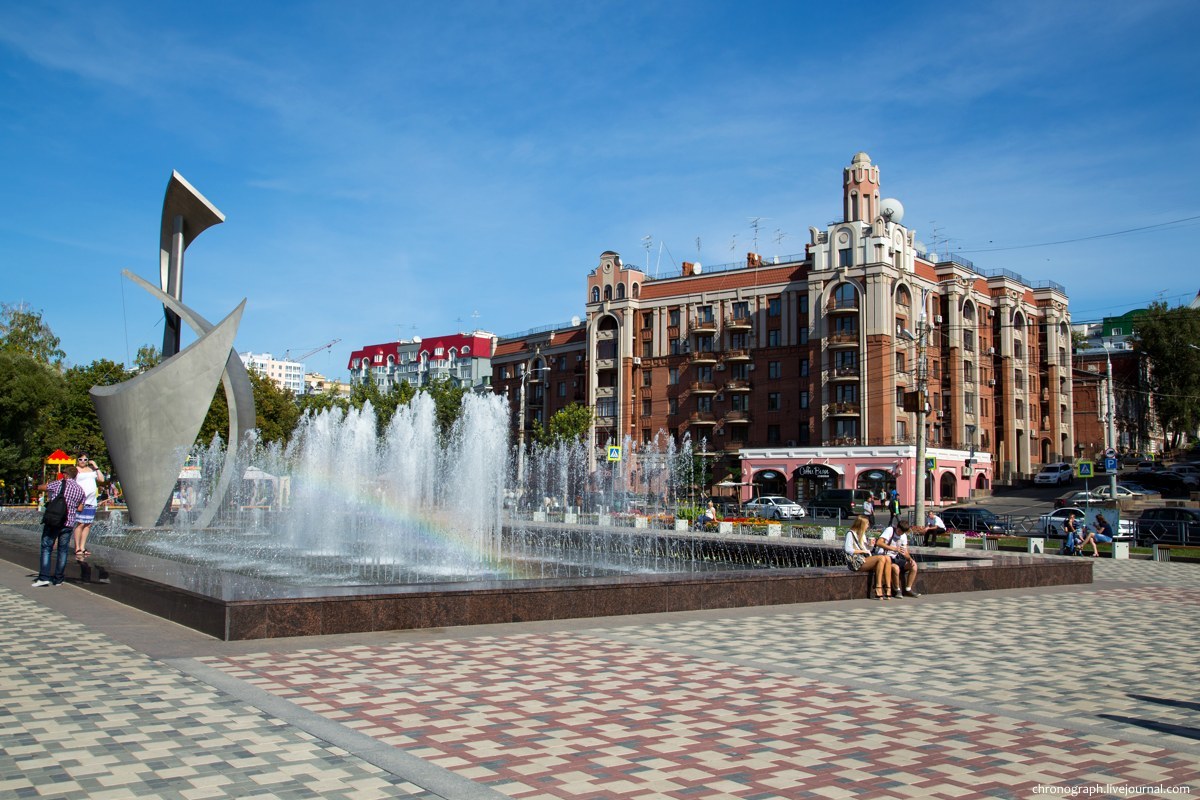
(48, 359, 130, 470)
(250, 370, 301, 445)
(1133, 302, 1200, 449)
(534, 402, 593, 446)
(0, 304, 66, 367)
(133, 344, 161, 374)
(425, 377, 466, 440)
(296, 389, 348, 418)
(0, 351, 65, 494)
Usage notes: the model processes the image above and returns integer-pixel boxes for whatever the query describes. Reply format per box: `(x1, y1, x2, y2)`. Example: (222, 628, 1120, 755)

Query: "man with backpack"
(33, 468, 85, 587)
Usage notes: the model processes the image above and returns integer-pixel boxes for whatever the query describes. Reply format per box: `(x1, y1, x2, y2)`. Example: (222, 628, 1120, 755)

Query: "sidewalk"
(2, 554, 1198, 799)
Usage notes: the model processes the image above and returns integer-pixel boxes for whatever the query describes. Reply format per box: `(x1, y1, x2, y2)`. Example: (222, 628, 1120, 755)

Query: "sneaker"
(892, 590, 904, 598)
(31, 580, 51, 587)
(904, 588, 922, 597)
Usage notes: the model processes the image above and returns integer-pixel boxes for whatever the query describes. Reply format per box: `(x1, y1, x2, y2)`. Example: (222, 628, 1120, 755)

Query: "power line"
(957, 214, 1200, 254)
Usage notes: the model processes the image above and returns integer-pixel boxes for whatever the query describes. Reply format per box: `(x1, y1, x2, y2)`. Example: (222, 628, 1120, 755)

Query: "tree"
(133, 344, 161, 374)
(1133, 302, 1200, 449)
(296, 388, 349, 418)
(535, 402, 593, 446)
(424, 378, 466, 440)
(0, 303, 65, 367)
(46, 359, 131, 471)
(0, 351, 65, 497)
(250, 370, 301, 446)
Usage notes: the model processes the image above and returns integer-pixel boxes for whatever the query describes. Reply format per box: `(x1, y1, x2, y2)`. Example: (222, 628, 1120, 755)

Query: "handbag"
(845, 551, 867, 571)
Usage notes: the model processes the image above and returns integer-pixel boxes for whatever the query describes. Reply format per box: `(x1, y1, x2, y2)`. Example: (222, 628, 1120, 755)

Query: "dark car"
(1125, 471, 1190, 498)
(1135, 507, 1200, 546)
(940, 506, 1011, 535)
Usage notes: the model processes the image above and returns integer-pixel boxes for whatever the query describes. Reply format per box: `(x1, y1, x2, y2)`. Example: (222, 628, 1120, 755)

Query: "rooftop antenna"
(773, 228, 788, 258)
(748, 217, 769, 253)
(729, 233, 738, 253)
(641, 235, 653, 277)
(471, 310, 480, 331)
(695, 236, 702, 262)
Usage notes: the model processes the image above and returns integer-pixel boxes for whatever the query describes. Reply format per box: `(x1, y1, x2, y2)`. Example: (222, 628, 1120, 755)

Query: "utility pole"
(915, 313, 929, 523)
(1105, 343, 1117, 497)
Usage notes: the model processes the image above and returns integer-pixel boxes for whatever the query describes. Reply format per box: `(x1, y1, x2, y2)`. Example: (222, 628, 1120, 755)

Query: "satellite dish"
(412, 335, 422, 343)
(693, 262, 703, 274)
(570, 315, 581, 327)
(879, 198, 905, 223)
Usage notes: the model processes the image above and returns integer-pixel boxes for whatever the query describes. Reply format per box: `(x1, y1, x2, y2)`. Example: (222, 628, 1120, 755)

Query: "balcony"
(690, 381, 717, 395)
(829, 402, 861, 416)
(828, 365, 860, 380)
(640, 327, 653, 340)
(722, 348, 751, 362)
(595, 358, 616, 371)
(595, 328, 615, 341)
(826, 298, 860, 314)
(725, 313, 752, 330)
(689, 351, 718, 366)
(827, 331, 859, 348)
(723, 410, 751, 424)
(725, 379, 751, 392)
(691, 315, 718, 332)
(688, 412, 718, 426)
(595, 386, 615, 399)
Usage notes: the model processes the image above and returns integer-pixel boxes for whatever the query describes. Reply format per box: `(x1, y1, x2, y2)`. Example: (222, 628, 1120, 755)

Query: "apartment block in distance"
(500, 153, 1075, 507)
(239, 352, 305, 395)
(346, 332, 496, 392)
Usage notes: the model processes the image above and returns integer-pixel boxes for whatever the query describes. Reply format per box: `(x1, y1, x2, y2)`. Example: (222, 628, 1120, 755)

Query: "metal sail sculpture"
(91, 173, 256, 527)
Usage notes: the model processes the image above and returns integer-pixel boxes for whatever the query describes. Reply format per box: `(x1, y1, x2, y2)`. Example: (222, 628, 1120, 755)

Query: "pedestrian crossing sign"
(607, 446, 622, 462)
(1076, 460, 1094, 479)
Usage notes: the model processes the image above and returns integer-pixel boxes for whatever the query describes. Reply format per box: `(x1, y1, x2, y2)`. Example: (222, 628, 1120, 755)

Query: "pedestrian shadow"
(1099, 713, 1200, 741)
(1127, 694, 1200, 714)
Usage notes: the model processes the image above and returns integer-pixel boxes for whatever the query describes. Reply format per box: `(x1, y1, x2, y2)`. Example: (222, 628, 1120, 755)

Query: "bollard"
(1026, 537, 1045, 554)
(766, 523, 782, 537)
(1111, 541, 1130, 559)
(633, 516, 648, 529)
(820, 527, 837, 541)
(674, 518, 690, 531)
(949, 533, 966, 549)
(532, 511, 547, 522)
(564, 512, 578, 524)
(717, 521, 733, 535)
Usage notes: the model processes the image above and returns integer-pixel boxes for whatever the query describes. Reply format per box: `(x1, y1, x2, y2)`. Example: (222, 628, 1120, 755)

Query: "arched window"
(604, 285, 613, 301)
(617, 283, 626, 299)
(896, 285, 912, 310)
(632, 283, 640, 298)
(833, 283, 858, 310)
(592, 287, 600, 303)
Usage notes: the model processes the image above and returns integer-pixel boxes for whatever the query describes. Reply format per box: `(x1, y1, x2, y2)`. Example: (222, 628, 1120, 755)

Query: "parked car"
(940, 506, 1011, 535)
(743, 495, 806, 520)
(809, 489, 874, 519)
(1164, 466, 1200, 487)
(1137, 460, 1165, 473)
(1053, 490, 1109, 508)
(1125, 471, 1191, 498)
(1115, 481, 1161, 498)
(1090, 484, 1140, 500)
(1041, 507, 1135, 538)
(1034, 462, 1075, 486)
(1135, 507, 1200, 546)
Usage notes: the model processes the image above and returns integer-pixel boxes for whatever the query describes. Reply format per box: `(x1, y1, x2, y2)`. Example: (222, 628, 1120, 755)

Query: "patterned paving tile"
(0, 589, 440, 800)
(201, 629, 1200, 799)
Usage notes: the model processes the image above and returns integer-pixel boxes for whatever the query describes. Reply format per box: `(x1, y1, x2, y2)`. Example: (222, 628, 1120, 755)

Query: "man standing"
(33, 468, 85, 587)
(886, 490, 902, 527)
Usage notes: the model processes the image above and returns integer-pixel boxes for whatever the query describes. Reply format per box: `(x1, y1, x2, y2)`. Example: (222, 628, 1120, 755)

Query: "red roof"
(347, 333, 493, 369)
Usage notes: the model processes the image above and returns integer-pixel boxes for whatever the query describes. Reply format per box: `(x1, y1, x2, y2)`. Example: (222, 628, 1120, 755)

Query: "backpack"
(42, 481, 69, 528)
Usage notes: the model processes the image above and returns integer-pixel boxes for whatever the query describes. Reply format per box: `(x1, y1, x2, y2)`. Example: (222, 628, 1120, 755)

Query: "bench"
(1152, 543, 1187, 562)
(1043, 531, 1133, 558)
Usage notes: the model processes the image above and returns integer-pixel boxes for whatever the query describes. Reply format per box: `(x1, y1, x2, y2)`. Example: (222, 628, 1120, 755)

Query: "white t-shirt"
(927, 514, 947, 531)
(876, 527, 908, 559)
(75, 470, 99, 507)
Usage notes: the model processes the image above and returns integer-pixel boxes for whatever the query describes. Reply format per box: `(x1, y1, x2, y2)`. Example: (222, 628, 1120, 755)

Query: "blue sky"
(2, 0, 1198, 378)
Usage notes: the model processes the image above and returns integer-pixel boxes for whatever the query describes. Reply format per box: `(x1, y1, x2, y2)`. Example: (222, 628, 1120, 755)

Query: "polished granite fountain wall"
(0, 523, 1091, 641)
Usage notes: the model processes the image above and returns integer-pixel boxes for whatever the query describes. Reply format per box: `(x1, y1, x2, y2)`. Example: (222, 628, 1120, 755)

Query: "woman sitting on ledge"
(843, 515, 892, 600)
(1075, 513, 1114, 557)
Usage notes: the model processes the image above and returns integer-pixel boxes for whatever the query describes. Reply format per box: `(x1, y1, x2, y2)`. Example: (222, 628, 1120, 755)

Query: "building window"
(498, 366, 509, 380)
(697, 396, 712, 412)
(697, 365, 713, 382)
(798, 293, 808, 315)
(799, 391, 809, 409)
(799, 422, 810, 445)
(642, 341, 652, 358)
(768, 298, 781, 317)
(768, 360, 781, 379)
(697, 305, 714, 322)
(617, 283, 626, 299)
(592, 287, 600, 303)
(798, 327, 808, 345)
(731, 363, 749, 379)
(800, 358, 809, 377)
(838, 248, 852, 267)
(696, 335, 715, 353)
(670, 339, 687, 355)
(642, 399, 652, 416)
(604, 285, 613, 300)
(642, 312, 653, 329)
(597, 399, 616, 417)
(768, 392, 781, 411)
(896, 353, 906, 374)
(896, 387, 905, 407)
(669, 398, 678, 415)
(730, 332, 749, 350)
(668, 367, 679, 385)
(642, 370, 652, 386)
(767, 330, 781, 347)
(732, 301, 749, 319)
(767, 424, 781, 443)
(669, 308, 680, 326)
(897, 420, 908, 439)
(558, 382, 566, 397)
(836, 384, 858, 403)
(731, 394, 749, 411)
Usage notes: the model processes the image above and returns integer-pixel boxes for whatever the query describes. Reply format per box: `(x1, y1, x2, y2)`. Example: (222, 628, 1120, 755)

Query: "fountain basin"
(0, 521, 1091, 641)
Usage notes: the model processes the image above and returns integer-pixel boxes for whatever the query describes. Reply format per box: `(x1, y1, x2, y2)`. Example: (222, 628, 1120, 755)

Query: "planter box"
(563, 513, 577, 524)
(949, 533, 966, 549)
(766, 524, 782, 537)
(717, 521, 733, 535)
(674, 519, 690, 531)
(820, 527, 838, 541)
(532, 511, 547, 522)
(1026, 537, 1045, 554)
(633, 516, 648, 529)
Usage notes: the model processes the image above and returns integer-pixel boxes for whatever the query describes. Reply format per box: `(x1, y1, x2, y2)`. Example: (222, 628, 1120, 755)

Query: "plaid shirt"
(44, 478, 85, 528)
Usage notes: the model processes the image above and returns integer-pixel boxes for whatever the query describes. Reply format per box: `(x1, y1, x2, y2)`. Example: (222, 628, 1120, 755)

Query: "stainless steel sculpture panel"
(91, 173, 256, 527)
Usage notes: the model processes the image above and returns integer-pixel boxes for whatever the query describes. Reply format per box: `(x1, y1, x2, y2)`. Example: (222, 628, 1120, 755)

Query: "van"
(1034, 462, 1074, 486)
(810, 489, 874, 518)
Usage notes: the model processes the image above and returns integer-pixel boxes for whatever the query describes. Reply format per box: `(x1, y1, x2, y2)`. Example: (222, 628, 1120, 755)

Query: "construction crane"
(284, 338, 341, 362)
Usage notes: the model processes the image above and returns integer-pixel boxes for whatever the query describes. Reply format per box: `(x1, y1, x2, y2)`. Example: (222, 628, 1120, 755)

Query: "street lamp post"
(516, 366, 549, 503)
(914, 314, 929, 524)
(1104, 344, 1117, 497)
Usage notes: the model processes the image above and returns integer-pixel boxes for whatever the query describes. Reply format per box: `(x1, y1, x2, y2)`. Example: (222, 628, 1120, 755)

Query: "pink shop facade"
(736, 446, 993, 508)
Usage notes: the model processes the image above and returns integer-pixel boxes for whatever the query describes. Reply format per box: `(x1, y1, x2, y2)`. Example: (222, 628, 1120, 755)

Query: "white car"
(1034, 463, 1074, 486)
(1091, 484, 1139, 500)
(743, 496, 807, 520)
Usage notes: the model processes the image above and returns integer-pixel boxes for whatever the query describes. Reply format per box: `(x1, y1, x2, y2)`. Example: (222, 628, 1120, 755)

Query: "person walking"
(33, 468, 85, 587)
(886, 491, 902, 527)
(72, 454, 105, 559)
